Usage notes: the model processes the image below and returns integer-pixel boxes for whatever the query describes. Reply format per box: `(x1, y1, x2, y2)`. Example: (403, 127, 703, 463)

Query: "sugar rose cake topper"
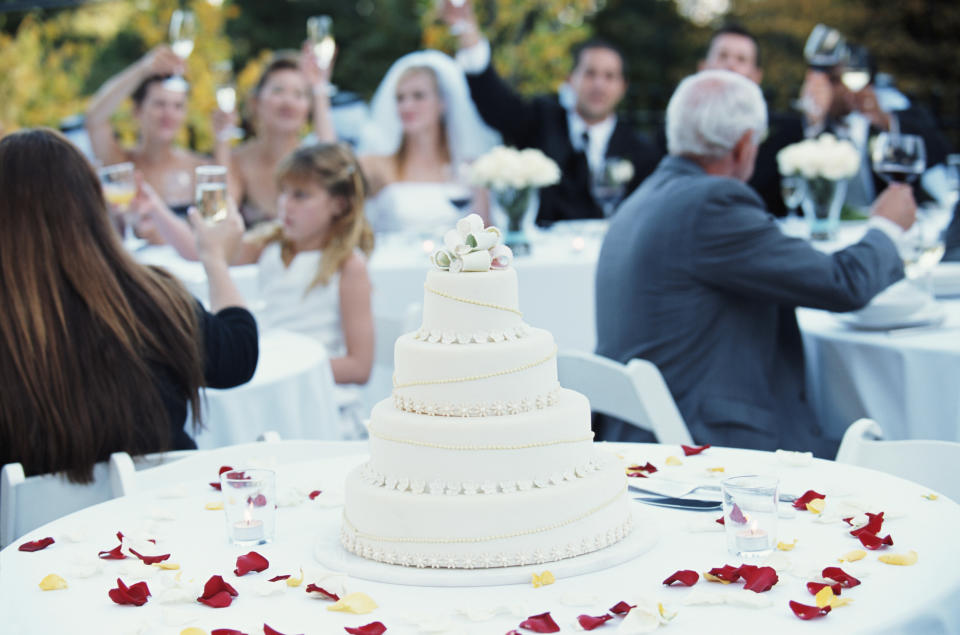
(430, 213, 513, 273)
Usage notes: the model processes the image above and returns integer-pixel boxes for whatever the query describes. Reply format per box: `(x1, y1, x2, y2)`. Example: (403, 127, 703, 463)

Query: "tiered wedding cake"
(341, 216, 632, 569)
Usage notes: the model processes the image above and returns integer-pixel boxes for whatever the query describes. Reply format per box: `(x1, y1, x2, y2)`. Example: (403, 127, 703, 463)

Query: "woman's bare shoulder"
(359, 154, 396, 194)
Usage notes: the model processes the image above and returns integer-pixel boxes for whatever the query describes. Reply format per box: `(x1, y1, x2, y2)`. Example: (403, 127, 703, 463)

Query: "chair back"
(1, 461, 113, 548)
(557, 350, 693, 445)
(835, 418, 960, 502)
(110, 439, 368, 496)
(361, 303, 421, 412)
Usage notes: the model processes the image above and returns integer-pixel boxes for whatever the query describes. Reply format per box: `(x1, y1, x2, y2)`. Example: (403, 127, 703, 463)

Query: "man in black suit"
(696, 24, 804, 217)
(441, 2, 658, 225)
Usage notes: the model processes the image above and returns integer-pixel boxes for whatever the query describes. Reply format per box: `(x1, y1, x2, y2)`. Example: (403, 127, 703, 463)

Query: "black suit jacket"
(465, 63, 658, 225)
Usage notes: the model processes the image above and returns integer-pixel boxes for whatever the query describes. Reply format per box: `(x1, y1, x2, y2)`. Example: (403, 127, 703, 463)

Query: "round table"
(195, 330, 341, 448)
(2, 443, 957, 634)
(798, 299, 960, 442)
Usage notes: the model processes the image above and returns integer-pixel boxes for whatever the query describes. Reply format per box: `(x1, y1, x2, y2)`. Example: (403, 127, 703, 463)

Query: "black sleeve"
(466, 63, 542, 147)
(198, 305, 259, 389)
(945, 200, 960, 262)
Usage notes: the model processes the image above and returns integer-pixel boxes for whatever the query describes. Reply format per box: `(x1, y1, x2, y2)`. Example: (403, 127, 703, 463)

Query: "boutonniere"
(605, 157, 635, 185)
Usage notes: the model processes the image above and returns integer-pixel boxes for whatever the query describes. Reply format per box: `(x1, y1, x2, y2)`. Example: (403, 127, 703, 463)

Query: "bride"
(315, 49, 500, 233)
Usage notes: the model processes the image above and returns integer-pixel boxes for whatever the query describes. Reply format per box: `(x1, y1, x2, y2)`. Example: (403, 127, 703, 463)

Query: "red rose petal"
(518, 612, 560, 633)
(305, 583, 340, 600)
(212, 630, 249, 635)
(715, 516, 725, 525)
(707, 564, 743, 582)
(662, 569, 699, 586)
(210, 467, 233, 491)
(842, 516, 854, 525)
(198, 575, 239, 608)
(625, 462, 658, 474)
(108, 577, 151, 606)
(98, 544, 126, 560)
(807, 582, 843, 596)
(18, 537, 55, 552)
(234, 551, 270, 576)
(730, 503, 748, 524)
(609, 601, 635, 615)
(268, 575, 291, 582)
(792, 490, 826, 510)
(682, 444, 711, 456)
(789, 600, 831, 620)
(246, 494, 268, 508)
(857, 532, 894, 550)
(850, 512, 885, 538)
(344, 622, 386, 635)
(129, 547, 171, 565)
(821, 567, 861, 588)
(626, 471, 648, 478)
(741, 566, 778, 593)
(309, 490, 323, 500)
(264, 626, 302, 635)
(577, 614, 614, 630)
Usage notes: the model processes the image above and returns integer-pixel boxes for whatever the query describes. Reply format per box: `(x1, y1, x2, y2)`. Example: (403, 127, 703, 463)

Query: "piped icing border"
(392, 385, 560, 417)
(340, 499, 633, 569)
(358, 456, 604, 496)
(412, 322, 531, 345)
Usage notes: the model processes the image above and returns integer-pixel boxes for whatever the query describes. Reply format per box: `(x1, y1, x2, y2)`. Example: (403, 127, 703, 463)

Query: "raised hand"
(140, 45, 185, 77)
(300, 41, 335, 92)
(799, 70, 833, 132)
(871, 182, 916, 231)
(187, 198, 244, 265)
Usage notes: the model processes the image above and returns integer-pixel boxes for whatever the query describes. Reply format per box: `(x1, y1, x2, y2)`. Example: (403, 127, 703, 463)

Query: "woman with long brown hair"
(0, 129, 258, 483)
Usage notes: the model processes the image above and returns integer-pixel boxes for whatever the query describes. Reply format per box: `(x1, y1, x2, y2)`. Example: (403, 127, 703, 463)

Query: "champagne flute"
(307, 15, 336, 70)
(195, 165, 229, 224)
(591, 159, 628, 218)
(214, 60, 243, 141)
(168, 9, 196, 92)
(871, 133, 926, 184)
(781, 175, 806, 213)
(900, 209, 946, 298)
(841, 45, 871, 93)
(99, 162, 138, 246)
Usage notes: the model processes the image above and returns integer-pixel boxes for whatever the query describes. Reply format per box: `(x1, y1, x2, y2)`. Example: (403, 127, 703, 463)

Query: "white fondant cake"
(341, 216, 631, 568)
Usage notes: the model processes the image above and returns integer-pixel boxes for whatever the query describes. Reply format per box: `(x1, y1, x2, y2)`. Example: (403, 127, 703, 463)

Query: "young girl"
(143, 143, 374, 435)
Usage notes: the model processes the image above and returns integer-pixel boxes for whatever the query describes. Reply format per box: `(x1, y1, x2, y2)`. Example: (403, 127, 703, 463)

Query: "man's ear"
(732, 129, 754, 160)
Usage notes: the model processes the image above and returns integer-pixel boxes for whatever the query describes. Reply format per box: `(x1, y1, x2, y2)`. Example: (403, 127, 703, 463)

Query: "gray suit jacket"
(595, 156, 904, 456)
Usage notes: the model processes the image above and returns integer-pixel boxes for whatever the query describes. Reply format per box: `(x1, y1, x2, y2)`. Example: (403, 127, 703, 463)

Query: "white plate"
(849, 280, 929, 323)
(933, 262, 960, 297)
(837, 301, 946, 331)
(314, 511, 657, 587)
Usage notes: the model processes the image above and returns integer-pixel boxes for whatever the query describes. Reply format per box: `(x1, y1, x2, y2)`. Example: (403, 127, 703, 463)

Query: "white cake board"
(313, 512, 657, 587)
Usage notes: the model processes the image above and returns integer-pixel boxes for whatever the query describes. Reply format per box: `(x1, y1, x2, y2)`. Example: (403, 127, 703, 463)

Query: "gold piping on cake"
(342, 484, 626, 544)
(393, 345, 557, 389)
(424, 283, 523, 317)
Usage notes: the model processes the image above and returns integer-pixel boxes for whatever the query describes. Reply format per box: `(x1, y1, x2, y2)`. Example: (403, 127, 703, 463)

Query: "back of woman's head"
(276, 142, 374, 288)
(0, 129, 204, 483)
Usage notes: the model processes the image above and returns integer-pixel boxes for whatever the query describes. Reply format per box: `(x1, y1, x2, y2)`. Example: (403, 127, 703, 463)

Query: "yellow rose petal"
(38, 574, 67, 591)
(814, 585, 834, 608)
(777, 539, 798, 551)
(153, 562, 180, 570)
(879, 550, 919, 566)
(658, 602, 677, 621)
(840, 549, 866, 563)
(703, 572, 732, 584)
(922, 494, 938, 501)
(531, 570, 555, 588)
(204, 501, 224, 511)
(806, 498, 826, 514)
(829, 597, 854, 608)
(180, 629, 208, 635)
(665, 456, 683, 466)
(286, 567, 304, 587)
(706, 467, 725, 473)
(328, 591, 378, 614)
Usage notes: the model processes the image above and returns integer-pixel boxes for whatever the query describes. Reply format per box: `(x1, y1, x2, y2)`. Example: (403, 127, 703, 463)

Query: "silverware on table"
(632, 496, 722, 511)
(629, 483, 798, 504)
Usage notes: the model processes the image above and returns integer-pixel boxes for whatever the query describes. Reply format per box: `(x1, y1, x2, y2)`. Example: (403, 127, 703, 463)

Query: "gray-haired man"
(595, 70, 915, 457)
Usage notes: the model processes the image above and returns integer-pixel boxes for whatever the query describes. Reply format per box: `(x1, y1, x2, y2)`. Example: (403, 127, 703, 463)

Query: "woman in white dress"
(314, 49, 500, 233)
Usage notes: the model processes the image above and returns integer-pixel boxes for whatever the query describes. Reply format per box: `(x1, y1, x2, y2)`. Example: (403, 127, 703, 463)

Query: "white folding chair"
(1, 460, 114, 548)
(109, 439, 368, 496)
(557, 350, 693, 445)
(835, 418, 960, 502)
(361, 303, 421, 412)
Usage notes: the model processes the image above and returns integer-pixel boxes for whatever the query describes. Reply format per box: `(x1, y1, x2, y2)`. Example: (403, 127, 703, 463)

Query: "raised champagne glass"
(195, 165, 229, 224)
(99, 162, 138, 247)
(214, 60, 243, 141)
(871, 133, 926, 185)
(167, 9, 195, 92)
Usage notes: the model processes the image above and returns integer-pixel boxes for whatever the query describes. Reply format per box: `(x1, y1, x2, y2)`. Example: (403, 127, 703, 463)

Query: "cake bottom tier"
(341, 453, 632, 569)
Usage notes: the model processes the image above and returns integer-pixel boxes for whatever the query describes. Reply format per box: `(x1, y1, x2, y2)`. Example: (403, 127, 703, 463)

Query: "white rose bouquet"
(468, 147, 560, 252)
(777, 134, 862, 239)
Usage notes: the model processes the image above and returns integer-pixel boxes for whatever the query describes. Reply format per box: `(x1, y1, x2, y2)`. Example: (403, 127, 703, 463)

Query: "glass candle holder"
(721, 475, 778, 560)
(220, 469, 277, 546)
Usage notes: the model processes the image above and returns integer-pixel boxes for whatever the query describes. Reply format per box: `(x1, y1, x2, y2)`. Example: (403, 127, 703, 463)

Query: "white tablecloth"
(798, 300, 960, 442)
(195, 330, 341, 448)
(2, 443, 958, 634)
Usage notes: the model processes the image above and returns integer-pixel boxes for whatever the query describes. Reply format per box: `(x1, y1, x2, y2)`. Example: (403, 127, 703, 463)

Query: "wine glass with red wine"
(871, 133, 926, 184)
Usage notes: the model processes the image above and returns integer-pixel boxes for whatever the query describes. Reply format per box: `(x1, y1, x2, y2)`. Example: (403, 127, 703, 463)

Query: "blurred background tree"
(0, 0, 956, 150)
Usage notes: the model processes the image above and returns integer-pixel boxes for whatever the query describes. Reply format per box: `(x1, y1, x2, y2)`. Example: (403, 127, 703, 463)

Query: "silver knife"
(633, 496, 722, 511)
(629, 483, 798, 504)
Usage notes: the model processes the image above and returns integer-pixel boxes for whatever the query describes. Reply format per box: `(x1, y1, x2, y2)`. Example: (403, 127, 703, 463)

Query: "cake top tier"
(430, 214, 513, 273)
